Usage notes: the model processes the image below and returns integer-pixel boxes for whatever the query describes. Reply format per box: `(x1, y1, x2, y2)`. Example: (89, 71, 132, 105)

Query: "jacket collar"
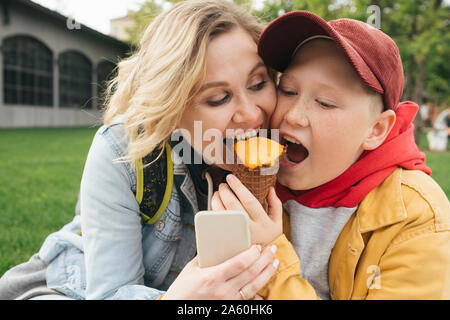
(171, 148, 216, 213)
(357, 168, 408, 233)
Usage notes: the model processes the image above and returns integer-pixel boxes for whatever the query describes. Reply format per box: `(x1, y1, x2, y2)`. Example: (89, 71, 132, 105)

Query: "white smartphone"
(195, 210, 251, 268)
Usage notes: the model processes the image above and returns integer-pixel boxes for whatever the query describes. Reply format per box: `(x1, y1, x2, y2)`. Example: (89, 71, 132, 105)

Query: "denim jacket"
(38, 116, 206, 300)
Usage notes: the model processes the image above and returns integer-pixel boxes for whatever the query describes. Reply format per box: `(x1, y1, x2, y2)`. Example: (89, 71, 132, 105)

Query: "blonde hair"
(102, 0, 267, 164)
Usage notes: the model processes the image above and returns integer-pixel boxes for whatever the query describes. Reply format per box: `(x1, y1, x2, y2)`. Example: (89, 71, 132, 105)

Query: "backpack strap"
(135, 143, 174, 224)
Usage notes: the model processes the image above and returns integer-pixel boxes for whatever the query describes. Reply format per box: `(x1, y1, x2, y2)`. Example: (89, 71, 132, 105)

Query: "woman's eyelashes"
(248, 72, 269, 92)
(205, 77, 268, 107)
(207, 92, 231, 107)
(249, 80, 267, 91)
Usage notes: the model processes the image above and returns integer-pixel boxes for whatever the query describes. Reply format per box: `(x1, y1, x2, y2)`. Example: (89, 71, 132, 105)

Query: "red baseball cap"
(258, 11, 404, 110)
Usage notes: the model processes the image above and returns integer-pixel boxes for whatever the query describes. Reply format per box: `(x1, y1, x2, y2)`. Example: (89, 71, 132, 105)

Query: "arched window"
(58, 51, 92, 109)
(96, 60, 116, 109)
(3, 35, 53, 106)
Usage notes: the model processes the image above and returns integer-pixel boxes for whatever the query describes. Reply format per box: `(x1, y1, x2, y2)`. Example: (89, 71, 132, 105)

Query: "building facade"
(110, 10, 134, 42)
(0, 0, 133, 128)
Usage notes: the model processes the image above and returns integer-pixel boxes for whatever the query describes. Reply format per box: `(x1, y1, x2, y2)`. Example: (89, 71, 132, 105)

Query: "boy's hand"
(211, 174, 283, 246)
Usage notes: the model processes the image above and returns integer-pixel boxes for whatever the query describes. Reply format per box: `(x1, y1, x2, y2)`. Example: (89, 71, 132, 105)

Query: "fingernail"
(271, 245, 277, 254)
(273, 259, 279, 268)
(256, 244, 262, 252)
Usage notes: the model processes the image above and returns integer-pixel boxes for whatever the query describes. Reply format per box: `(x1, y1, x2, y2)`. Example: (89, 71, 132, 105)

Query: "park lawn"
(0, 127, 449, 277)
(424, 151, 450, 196)
(419, 132, 450, 195)
(0, 126, 98, 276)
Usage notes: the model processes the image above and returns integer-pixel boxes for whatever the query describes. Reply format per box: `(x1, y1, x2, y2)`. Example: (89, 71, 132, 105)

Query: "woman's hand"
(162, 245, 278, 300)
(211, 174, 283, 246)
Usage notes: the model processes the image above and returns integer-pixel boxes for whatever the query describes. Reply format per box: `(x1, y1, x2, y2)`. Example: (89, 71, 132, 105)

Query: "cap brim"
(258, 11, 384, 94)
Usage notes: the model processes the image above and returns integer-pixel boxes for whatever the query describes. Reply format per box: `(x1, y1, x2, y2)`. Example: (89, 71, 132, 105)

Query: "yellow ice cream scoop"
(234, 136, 285, 170)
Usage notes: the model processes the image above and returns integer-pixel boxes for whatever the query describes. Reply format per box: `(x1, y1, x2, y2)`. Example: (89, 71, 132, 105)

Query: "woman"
(0, 0, 279, 300)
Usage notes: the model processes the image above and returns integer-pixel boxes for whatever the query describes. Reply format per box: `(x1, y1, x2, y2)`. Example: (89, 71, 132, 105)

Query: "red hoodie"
(276, 101, 431, 208)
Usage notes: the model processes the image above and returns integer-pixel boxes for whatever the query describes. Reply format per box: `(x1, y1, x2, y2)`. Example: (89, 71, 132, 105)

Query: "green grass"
(0, 126, 98, 277)
(417, 132, 450, 196)
(0, 127, 448, 277)
(424, 151, 450, 196)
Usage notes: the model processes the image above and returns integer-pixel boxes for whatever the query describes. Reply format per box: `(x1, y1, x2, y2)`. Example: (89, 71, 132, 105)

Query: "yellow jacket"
(259, 168, 450, 299)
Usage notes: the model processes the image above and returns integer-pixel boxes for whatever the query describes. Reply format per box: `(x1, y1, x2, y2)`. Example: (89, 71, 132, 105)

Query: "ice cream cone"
(231, 164, 278, 205)
(231, 136, 285, 206)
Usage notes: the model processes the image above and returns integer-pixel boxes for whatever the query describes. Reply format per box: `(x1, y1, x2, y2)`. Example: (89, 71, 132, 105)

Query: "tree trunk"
(404, 13, 418, 101)
(404, 54, 415, 101)
(413, 57, 426, 146)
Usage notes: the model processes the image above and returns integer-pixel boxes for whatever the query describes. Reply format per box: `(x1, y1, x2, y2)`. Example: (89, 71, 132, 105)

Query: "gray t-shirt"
(283, 200, 356, 300)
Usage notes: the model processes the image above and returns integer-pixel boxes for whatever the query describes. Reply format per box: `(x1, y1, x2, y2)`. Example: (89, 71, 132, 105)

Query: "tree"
(255, 0, 352, 22)
(350, 1, 449, 143)
(234, 0, 254, 11)
(127, 0, 257, 46)
(126, 0, 164, 47)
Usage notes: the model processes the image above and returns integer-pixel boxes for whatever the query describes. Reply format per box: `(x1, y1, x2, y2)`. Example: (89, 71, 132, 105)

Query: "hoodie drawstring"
(204, 171, 214, 211)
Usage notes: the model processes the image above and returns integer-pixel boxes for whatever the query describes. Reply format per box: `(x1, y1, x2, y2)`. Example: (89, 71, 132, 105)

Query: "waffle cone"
(231, 164, 278, 206)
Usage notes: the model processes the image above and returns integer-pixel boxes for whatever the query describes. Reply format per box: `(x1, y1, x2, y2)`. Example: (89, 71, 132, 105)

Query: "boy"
(212, 11, 450, 299)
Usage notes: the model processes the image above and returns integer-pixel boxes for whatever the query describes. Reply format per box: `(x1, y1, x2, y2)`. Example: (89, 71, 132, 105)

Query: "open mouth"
(282, 135, 309, 165)
(223, 128, 261, 146)
(220, 128, 261, 164)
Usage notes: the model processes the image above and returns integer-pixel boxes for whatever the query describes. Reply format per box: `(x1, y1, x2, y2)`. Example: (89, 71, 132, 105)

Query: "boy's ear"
(362, 110, 396, 151)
